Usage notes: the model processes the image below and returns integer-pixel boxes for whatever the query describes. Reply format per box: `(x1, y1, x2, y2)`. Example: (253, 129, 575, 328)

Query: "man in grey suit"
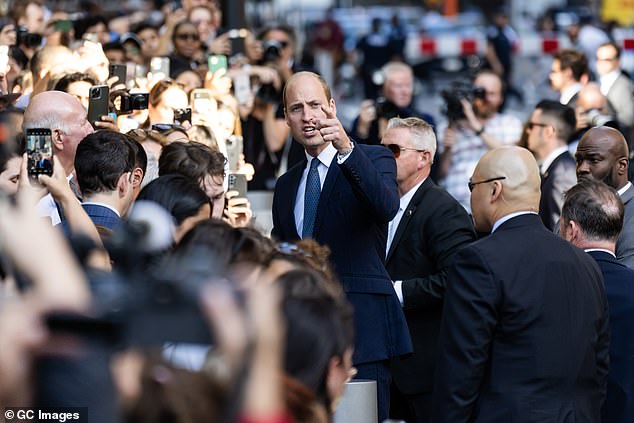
(596, 42, 634, 137)
(576, 126, 634, 268)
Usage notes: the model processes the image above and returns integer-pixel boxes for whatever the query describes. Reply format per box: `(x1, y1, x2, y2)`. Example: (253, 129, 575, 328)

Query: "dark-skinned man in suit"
(382, 116, 476, 423)
(560, 179, 634, 423)
(272, 71, 411, 421)
(434, 146, 609, 423)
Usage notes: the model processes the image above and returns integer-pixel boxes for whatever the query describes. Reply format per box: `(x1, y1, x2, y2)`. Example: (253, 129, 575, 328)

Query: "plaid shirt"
(440, 113, 522, 212)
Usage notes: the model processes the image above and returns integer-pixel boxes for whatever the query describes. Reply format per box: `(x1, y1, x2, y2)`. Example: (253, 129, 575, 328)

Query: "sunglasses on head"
(384, 144, 426, 158)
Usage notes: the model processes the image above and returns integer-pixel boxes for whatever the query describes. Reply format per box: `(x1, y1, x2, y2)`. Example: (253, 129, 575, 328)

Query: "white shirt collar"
(491, 211, 538, 233)
(540, 146, 569, 175)
(599, 69, 620, 95)
(584, 248, 616, 257)
(399, 177, 426, 209)
(304, 143, 337, 169)
(560, 82, 582, 105)
(82, 201, 121, 217)
(618, 181, 632, 196)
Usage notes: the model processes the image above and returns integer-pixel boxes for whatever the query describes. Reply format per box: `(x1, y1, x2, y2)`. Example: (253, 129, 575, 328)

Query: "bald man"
(576, 126, 634, 268)
(433, 146, 609, 423)
(23, 91, 94, 224)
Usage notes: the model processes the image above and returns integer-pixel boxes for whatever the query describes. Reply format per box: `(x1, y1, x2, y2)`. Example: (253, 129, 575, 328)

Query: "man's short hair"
(386, 117, 437, 159)
(598, 41, 621, 59)
(158, 141, 226, 182)
(282, 72, 332, 112)
(554, 49, 589, 82)
(75, 130, 135, 197)
(53, 72, 98, 93)
(562, 179, 624, 243)
(535, 99, 576, 143)
(30, 46, 72, 80)
(382, 61, 413, 80)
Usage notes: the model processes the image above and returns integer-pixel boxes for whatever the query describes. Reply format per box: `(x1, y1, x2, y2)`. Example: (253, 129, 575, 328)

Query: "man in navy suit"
(272, 71, 411, 421)
(433, 146, 609, 423)
(74, 130, 137, 236)
(560, 179, 634, 423)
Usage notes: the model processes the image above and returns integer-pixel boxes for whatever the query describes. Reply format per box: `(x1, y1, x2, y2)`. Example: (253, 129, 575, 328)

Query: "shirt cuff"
(336, 142, 355, 164)
(393, 280, 404, 306)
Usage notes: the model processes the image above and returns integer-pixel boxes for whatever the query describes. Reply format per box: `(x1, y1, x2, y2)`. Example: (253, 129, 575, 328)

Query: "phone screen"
(225, 135, 243, 171)
(26, 128, 54, 177)
(233, 73, 251, 105)
(150, 57, 170, 78)
(207, 55, 227, 74)
(0, 45, 8, 71)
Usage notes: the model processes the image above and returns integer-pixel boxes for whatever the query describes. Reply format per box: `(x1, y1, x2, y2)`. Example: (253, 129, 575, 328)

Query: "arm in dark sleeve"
(338, 144, 399, 223)
(433, 246, 499, 423)
(402, 199, 476, 309)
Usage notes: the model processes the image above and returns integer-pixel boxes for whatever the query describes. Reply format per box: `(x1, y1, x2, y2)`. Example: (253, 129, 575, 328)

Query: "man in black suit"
(526, 100, 577, 231)
(576, 126, 634, 268)
(272, 71, 411, 421)
(433, 146, 609, 423)
(560, 179, 634, 423)
(383, 117, 476, 423)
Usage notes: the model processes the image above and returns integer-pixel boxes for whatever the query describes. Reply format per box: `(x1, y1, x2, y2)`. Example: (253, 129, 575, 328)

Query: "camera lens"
(91, 89, 101, 99)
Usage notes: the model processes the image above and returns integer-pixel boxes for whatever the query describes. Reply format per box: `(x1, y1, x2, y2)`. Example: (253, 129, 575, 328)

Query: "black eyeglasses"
(468, 176, 506, 192)
(384, 144, 426, 158)
(176, 33, 199, 41)
(527, 121, 548, 130)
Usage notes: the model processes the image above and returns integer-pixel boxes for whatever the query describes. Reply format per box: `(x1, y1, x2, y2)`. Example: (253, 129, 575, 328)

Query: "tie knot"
(310, 158, 320, 170)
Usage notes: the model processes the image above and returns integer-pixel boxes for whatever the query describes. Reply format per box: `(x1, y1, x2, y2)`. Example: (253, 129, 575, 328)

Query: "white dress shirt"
(600, 69, 620, 96)
(560, 83, 582, 105)
(539, 146, 570, 175)
(388, 178, 427, 306)
(618, 181, 632, 196)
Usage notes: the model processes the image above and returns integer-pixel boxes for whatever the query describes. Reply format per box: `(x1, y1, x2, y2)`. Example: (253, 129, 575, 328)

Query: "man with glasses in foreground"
(382, 117, 475, 423)
(525, 100, 577, 231)
(433, 146, 609, 423)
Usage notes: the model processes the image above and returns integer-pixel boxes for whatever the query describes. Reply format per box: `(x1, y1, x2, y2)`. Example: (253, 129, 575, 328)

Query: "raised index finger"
(321, 104, 336, 119)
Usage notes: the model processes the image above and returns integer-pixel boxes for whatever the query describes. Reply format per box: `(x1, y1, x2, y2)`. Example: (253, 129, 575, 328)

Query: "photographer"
(439, 70, 522, 211)
(350, 61, 435, 146)
(241, 25, 297, 190)
(571, 82, 620, 151)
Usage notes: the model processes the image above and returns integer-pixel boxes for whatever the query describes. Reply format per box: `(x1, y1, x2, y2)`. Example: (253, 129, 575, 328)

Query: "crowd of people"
(0, 1, 633, 423)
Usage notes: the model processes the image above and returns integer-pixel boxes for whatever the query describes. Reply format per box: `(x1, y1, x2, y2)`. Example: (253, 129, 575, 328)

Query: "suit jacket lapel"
(386, 179, 431, 263)
(312, 155, 341, 239)
(280, 161, 305, 240)
(621, 183, 634, 205)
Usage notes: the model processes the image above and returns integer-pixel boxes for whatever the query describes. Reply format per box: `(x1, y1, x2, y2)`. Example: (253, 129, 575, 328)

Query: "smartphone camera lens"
(91, 89, 101, 99)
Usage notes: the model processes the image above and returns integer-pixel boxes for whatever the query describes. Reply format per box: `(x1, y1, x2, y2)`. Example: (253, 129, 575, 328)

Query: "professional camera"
(375, 97, 400, 120)
(110, 89, 149, 115)
(441, 81, 486, 121)
(16, 26, 42, 48)
(261, 39, 286, 64)
(584, 109, 614, 128)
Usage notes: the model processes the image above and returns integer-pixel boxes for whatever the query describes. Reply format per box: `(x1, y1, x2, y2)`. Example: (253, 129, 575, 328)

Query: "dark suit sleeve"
(597, 290, 610, 406)
(402, 198, 476, 309)
(433, 246, 499, 423)
(338, 145, 399, 223)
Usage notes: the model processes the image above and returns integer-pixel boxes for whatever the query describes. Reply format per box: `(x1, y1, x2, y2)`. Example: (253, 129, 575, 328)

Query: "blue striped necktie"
(302, 158, 321, 238)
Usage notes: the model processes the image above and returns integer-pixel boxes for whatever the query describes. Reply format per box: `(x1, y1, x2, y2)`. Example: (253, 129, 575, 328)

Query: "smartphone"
(173, 107, 191, 125)
(82, 33, 99, 44)
(233, 73, 251, 105)
(225, 135, 243, 171)
(228, 173, 247, 198)
(53, 20, 73, 33)
(26, 128, 54, 178)
(207, 55, 227, 74)
(88, 85, 110, 128)
(191, 88, 215, 124)
(108, 63, 127, 87)
(150, 57, 170, 78)
(0, 45, 8, 72)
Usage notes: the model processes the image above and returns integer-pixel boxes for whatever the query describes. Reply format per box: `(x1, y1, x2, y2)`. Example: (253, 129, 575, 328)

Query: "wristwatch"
(338, 142, 354, 159)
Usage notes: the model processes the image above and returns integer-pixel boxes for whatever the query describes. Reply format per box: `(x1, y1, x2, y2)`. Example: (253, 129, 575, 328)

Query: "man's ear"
(329, 98, 337, 114)
(617, 157, 628, 176)
(117, 172, 132, 197)
(52, 128, 64, 150)
(131, 167, 144, 189)
(490, 180, 503, 202)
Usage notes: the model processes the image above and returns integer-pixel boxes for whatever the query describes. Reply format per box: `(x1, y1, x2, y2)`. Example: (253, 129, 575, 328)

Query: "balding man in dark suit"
(434, 146, 609, 423)
(560, 179, 634, 423)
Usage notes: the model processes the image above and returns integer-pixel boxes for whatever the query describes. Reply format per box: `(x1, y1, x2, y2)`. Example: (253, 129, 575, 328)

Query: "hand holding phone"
(88, 85, 110, 128)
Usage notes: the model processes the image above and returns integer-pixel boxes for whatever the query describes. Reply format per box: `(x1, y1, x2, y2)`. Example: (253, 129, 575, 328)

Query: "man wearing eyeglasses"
(382, 117, 475, 423)
(525, 100, 577, 231)
(433, 146, 608, 423)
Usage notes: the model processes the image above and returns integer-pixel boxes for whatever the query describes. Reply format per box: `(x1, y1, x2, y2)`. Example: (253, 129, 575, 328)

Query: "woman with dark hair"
(169, 21, 203, 79)
(147, 79, 189, 126)
(53, 72, 98, 110)
(136, 174, 211, 243)
(277, 269, 355, 422)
